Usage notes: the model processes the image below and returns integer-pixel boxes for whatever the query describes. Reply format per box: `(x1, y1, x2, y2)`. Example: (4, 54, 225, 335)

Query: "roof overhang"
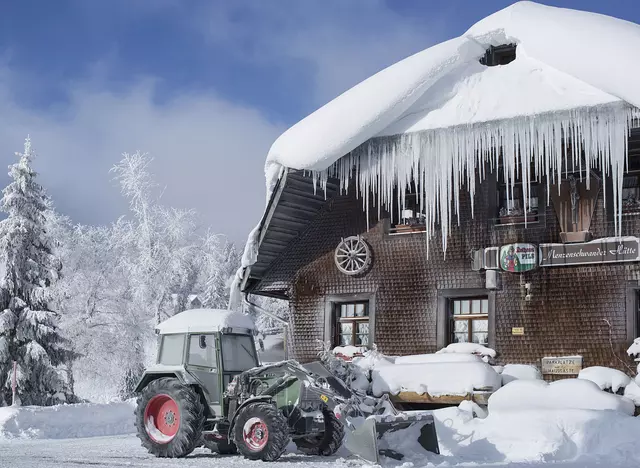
(241, 170, 339, 298)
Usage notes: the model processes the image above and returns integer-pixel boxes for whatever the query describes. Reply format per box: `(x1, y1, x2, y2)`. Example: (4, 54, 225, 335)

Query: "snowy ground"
(0, 434, 635, 468)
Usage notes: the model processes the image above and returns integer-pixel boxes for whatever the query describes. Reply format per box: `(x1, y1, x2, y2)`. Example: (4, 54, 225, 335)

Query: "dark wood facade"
(245, 132, 640, 375)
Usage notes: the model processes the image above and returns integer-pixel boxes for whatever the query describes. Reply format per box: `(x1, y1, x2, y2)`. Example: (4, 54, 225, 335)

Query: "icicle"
(315, 103, 638, 256)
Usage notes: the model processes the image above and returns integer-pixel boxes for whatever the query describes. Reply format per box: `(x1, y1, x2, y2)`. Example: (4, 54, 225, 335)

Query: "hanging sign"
(500, 243, 537, 273)
(541, 356, 583, 375)
(539, 237, 640, 267)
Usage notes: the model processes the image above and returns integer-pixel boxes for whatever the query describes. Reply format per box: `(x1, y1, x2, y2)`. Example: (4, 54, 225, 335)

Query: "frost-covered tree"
(0, 138, 75, 406)
(200, 233, 240, 310)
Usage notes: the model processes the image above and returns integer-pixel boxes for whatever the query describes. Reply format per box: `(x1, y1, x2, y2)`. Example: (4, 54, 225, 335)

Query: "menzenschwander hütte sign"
(539, 237, 640, 267)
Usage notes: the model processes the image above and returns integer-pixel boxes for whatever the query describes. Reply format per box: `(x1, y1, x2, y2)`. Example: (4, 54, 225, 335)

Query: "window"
(188, 334, 216, 368)
(158, 334, 184, 365)
(496, 159, 539, 225)
(623, 131, 640, 215)
(334, 302, 370, 346)
(220, 334, 257, 372)
(480, 44, 516, 67)
(389, 183, 426, 234)
(450, 298, 489, 345)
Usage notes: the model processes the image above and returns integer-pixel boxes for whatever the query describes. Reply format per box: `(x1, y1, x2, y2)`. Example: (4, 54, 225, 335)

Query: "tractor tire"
(294, 409, 344, 456)
(203, 437, 238, 455)
(135, 377, 205, 458)
(233, 402, 290, 461)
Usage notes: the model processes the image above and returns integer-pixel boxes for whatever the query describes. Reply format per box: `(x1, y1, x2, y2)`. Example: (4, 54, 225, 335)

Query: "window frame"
(626, 282, 640, 343)
(324, 293, 376, 349)
(449, 297, 490, 345)
(437, 289, 495, 350)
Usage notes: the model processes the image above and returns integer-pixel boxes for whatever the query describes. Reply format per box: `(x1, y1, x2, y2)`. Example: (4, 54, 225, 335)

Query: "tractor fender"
(228, 395, 274, 443)
(133, 368, 198, 394)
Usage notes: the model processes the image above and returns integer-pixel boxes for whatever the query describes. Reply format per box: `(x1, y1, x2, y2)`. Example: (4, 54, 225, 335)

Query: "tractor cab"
(135, 308, 258, 419)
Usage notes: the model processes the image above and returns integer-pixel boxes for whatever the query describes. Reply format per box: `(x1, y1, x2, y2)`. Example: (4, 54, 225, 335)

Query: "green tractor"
(134, 308, 439, 464)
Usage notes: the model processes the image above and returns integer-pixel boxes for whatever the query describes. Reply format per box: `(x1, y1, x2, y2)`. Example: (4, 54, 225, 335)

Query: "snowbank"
(332, 345, 366, 358)
(156, 308, 255, 334)
(395, 353, 481, 365)
(371, 361, 501, 397)
(501, 363, 542, 385)
(627, 337, 640, 358)
(0, 401, 135, 440)
(435, 343, 496, 358)
(578, 366, 631, 393)
(488, 379, 635, 415)
(432, 405, 640, 464)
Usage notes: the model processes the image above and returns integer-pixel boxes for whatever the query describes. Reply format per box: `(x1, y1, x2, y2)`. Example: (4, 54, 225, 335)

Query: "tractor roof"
(156, 308, 255, 335)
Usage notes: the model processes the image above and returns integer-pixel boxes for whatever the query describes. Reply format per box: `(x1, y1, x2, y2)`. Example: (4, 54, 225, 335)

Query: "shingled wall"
(255, 174, 640, 374)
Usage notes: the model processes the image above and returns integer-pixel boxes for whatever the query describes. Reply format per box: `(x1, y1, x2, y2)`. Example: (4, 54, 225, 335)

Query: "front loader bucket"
(344, 412, 439, 464)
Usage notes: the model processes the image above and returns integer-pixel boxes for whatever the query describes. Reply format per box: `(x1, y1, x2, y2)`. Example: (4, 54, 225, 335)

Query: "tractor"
(134, 308, 439, 464)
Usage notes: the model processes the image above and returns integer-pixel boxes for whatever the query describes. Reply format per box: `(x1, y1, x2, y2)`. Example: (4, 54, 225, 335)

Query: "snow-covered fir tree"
(0, 137, 76, 406)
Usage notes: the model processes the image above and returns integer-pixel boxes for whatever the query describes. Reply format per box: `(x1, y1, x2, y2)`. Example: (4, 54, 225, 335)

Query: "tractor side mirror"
(199, 335, 207, 349)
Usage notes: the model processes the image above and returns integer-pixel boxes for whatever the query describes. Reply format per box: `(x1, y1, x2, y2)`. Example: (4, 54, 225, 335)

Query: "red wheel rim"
(144, 394, 180, 444)
(243, 417, 269, 451)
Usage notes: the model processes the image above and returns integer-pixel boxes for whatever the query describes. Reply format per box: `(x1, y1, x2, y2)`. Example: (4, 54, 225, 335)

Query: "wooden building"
(238, 2, 640, 377)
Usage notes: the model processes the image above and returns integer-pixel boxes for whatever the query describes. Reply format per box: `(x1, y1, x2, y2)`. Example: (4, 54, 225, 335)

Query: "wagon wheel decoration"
(334, 236, 372, 276)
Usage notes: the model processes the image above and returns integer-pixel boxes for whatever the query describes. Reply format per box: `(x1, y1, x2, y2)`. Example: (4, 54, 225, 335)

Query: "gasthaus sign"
(538, 237, 640, 267)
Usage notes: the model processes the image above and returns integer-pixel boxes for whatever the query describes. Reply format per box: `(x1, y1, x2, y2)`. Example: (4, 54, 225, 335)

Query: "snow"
(624, 380, 640, 406)
(500, 363, 542, 385)
(627, 337, 640, 358)
(395, 353, 481, 364)
(155, 308, 255, 334)
(371, 360, 501, 397)
(578, 366, 632, 393)
(0, 401, 135, 440)
(332, 345, 366, 358)
(257, 334, 285, 364)
(436, 343, 497, 358)
(488, 379, 635, 415)
(6, 408, 640, 467)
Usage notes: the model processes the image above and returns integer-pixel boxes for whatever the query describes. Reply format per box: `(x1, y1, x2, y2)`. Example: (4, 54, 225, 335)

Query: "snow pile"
(578, 366, 632, 393)
(432, 404, 640, 464)
(435, 343, 496, 358)
(501, 363, 542, 385)
(0, 401, 135, 440)
(156, 308, 255, 334)
(627, 337, 640, 358)
(488, 379, 635, 415)
(624, 381, 640, 406)
(332, 345, 366, 358)
(371, 360, 501, 397)
(395, 352, 481, 365)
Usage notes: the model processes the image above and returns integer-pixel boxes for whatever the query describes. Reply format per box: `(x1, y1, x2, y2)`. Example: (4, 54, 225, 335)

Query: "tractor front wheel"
(135, 377, 205, 458)
(233, 402, 290, 461)
(294, 408, 344, 456)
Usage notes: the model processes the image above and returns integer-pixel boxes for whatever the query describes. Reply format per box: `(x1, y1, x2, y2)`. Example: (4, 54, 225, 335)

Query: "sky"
(0, 0, 639, 245)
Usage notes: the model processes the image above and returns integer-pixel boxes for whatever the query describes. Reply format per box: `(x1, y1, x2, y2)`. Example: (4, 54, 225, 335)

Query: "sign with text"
(541, 356, 583, 375)
(500, 243, 537, 272)
(539, 237, 640, 267)
(511, 327, 525, 336)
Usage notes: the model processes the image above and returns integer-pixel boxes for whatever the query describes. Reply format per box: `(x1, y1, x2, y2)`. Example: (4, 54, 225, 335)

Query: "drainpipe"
(243, 295, 289, 360)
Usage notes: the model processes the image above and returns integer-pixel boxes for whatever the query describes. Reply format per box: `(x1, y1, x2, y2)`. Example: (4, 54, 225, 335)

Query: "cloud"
(196, 0, 441, 106)
(0, 68, 284, 244)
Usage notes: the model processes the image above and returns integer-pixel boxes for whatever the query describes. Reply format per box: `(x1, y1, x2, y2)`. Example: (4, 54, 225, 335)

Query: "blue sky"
(0, 0, 638, 243)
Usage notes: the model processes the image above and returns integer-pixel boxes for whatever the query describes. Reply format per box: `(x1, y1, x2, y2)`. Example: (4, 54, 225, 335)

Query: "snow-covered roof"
(266, 1, 640, 175)
(156, 308, 255, 334)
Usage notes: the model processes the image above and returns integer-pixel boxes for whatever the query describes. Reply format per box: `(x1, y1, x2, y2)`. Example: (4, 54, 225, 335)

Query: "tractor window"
(188, 334, 216, 368)
(221, 334, 257, 372)
(158, 334, 185, 365)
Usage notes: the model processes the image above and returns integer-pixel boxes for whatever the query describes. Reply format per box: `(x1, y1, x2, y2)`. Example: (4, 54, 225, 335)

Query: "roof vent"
(480, 44, 516, 67)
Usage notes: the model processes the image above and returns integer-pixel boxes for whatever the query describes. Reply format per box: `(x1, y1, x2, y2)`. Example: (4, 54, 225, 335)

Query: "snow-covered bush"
(578, 366, 631, 394)
(501, 364, 542, 385)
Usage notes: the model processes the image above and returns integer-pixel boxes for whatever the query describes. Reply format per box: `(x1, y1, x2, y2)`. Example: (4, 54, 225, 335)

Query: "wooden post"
(11, 361, 18, 407)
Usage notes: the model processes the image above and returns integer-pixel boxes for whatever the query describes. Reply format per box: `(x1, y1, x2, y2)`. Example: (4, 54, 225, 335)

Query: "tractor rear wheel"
(233, 402, 289, 461)
(135, 377, 205, 458)
(294, 409, 344, 456)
